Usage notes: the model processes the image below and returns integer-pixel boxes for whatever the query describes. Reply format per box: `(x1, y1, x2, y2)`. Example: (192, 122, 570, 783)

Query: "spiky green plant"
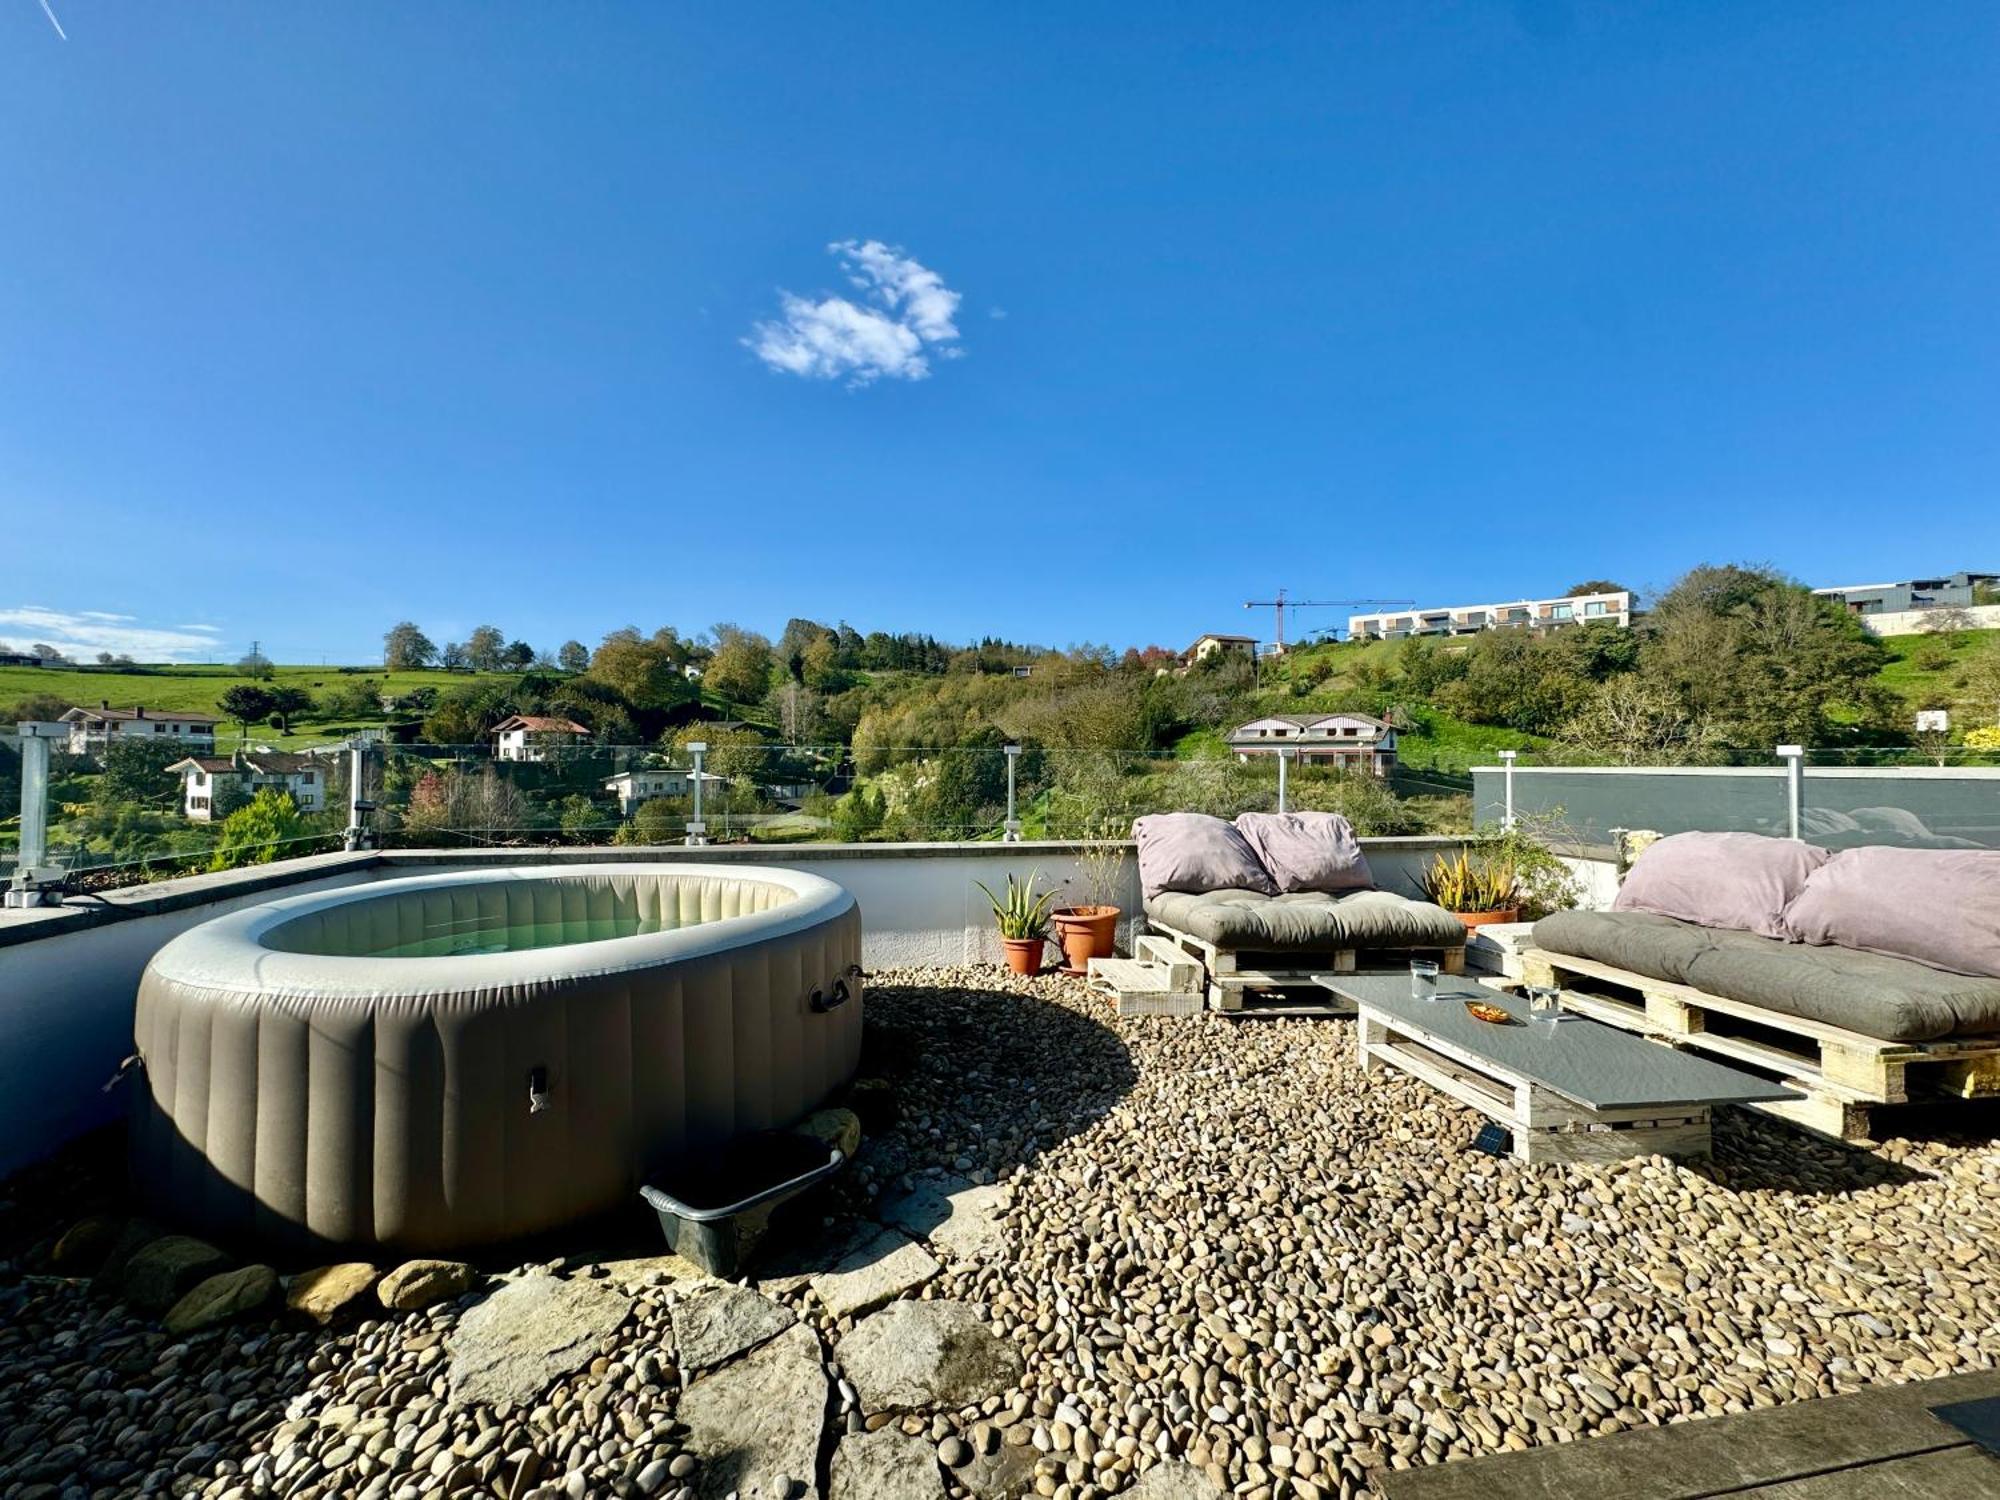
(1419, 849, 1522, 914)
(975, 871, 1061, 939)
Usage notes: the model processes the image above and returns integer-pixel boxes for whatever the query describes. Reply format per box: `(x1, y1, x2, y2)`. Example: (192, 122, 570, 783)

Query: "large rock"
(50, 1215, 123, 1272)
(830, 1426, 943, 1500)
(880, 1178, 1009, 1262)
(89, 1219, 166, 1295)
(120, 1235, 231, 1314)
(835, 1300, 1023, 1411)
(671, 1282, 797, 1370)
(379, 1258, 481, 1312)
(791, 1106, 862, 1160)
(287, 1263, 380, 1325)
(678, 1322, 826, 1499)
(446, 1274, 634, 1409)
(1126, 1463, 1226, 1498)
(808, 1226, 940, 1320)
(163, 1264, 278, 1335)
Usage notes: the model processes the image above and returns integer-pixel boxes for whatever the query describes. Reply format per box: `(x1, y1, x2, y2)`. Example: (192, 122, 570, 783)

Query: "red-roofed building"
(491, 714, 593, 762)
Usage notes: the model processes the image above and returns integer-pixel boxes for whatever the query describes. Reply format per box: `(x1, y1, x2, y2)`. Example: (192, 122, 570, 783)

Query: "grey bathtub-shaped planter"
(132, 863, 862, 1255)
(639, 1135, 846, 1276)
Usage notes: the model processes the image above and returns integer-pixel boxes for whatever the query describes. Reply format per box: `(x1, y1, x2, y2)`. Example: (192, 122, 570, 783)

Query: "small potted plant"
(1420, 848, 1522, 931)
(1051, 827, 1127, 975)
(976, 871, 1060, 976)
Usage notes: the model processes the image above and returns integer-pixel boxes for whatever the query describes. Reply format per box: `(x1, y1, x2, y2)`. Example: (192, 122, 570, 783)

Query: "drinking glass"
(1526, 985, 1563, 1027)
(1410, 958, 1440, 1000)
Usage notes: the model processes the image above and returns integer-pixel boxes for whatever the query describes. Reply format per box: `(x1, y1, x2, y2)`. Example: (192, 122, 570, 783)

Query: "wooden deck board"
(1374, 1369, 2000, 1500)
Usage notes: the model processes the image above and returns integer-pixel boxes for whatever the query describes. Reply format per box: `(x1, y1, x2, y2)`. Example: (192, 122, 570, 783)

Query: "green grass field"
(0, 662, 520, 747)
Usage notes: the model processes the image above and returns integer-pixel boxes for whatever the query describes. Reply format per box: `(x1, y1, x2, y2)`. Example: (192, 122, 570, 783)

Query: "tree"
(218, 684, 277, 732)
(558, 639, 590, 672)
(97, 738, 188, 806)
(439, 641, 470, 672)
(586, 629, 693, 710)
(5, 691, 73, 725)
(705, 624, 775, 704)
(209, 788, 313, 870)
(503, 639, 535, 670)
(383, 622, 437, 671)
(1559, 675, 1718, 765)
(465, 626, 506, 673)
(30, 643, 66, 662)
(1925, 606, 1977, 634)
(630, 796, 688, 843)
(1565, 579, 1631, 600)
(267, 686, 314, 732)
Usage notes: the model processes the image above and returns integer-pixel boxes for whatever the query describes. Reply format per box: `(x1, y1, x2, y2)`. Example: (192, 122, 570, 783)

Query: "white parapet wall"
(1853, 603, 2000, 637)
(0, 837, 1475, 1178)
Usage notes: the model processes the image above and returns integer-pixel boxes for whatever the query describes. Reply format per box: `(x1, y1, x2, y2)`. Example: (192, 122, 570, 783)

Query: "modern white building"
(1348, 589, 1633, 641)
(603, 765, 708, 815)
(1225, 713, 1398, 776)
(167, 751, 325, 821)
(491, 715, 592, 762)
(60, 703, 221, 756)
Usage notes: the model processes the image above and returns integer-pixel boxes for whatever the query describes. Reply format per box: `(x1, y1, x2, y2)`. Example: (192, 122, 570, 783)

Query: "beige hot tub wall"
(130, 866, 861, 1255)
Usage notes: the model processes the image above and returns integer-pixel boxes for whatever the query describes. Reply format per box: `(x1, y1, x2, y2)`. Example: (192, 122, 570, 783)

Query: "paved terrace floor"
(3, 966, 1999, 1500)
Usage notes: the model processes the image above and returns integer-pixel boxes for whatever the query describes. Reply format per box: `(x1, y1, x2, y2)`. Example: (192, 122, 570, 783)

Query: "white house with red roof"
(61, 701, 221, 756)
(167, 750, 325, 821)
(491, 714, 593, 762)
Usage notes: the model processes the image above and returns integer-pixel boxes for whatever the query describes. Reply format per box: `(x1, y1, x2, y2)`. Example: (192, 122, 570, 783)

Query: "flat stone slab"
(447, 1274, 634, 1409)
(678, 1322, 826, 1499)
(1127, 1464, 1226, 1499)
(835, 1300, 1023, 1411)
(880, 1177, 1009, 1262)
(809, 1226, 940, 1320)
(830, 1426, 944, 1499)
(671, 1282, 797, 1370)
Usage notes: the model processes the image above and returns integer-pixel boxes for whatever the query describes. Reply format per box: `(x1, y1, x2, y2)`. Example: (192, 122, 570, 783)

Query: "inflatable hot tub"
(131, 864, 862, 1254)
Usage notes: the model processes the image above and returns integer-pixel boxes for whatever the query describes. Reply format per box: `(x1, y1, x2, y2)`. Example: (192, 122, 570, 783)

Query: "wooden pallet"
(1085, 936, 1205, 1017)
(1518, 947, 2000, 1141)
(1147, 918, 1465, 1014)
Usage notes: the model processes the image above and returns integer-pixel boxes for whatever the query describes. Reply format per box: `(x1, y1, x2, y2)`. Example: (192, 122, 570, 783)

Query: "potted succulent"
(1051, 831, 1127, 975)
(976, 871, 1061, 976)
(1420, 848, 1522, 931)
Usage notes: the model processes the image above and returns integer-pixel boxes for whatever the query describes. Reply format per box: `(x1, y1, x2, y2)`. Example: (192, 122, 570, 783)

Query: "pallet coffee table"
(1314, 972, 1798, 1164)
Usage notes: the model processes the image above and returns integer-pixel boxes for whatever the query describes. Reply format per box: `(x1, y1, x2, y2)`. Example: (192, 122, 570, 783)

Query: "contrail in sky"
(39, 0, 68, 40)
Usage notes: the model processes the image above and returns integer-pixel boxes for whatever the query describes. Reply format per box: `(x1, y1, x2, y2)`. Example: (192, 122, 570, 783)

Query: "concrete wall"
(1855, 603, 2000, 637)
(0, 837, 1469, 1180)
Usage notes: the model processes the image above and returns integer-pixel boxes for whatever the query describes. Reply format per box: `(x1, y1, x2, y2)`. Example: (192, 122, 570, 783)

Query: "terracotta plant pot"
(1453, 907, 1521, 932)
(1052, 905, 1121, 976)
(1001, 936, 1045, 976)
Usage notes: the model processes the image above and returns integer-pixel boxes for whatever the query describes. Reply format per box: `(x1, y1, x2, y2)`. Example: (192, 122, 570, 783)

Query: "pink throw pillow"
(1613, 831, 1829, 940)
(1234, 812, 1374, 895)
(1783, 848, 2000, 978)
(1132, 814, 1277, 901)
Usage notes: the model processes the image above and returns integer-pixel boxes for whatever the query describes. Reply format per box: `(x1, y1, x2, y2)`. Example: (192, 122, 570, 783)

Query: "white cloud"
(746, 240, 963, 384)
(0, 605, 224, 662)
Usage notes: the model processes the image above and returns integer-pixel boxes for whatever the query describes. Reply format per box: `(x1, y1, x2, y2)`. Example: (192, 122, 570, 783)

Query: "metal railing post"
(343, 736, 375, 852)
(5, 722, 66, 907)
(1276, 746, 1295, 813)
(1498, 749, 1518, 832)
(1003, 744, 1022, 841)
(1776, 744, 1804, 839)
(686, 742, 708, 846)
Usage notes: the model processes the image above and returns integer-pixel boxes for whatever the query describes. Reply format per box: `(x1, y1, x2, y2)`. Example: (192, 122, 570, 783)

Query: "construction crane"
(1244, 588, 1415, 650)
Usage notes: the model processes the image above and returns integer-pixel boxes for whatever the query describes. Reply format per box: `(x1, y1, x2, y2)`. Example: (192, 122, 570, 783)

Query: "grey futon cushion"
(1149, 888, 1466, 953)
(1533, 909, 2000, 1043)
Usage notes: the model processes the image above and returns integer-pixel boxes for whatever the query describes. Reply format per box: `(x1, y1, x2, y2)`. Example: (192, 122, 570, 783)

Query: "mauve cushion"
(1132, 813, 1276, 901)
(1613, 831, 1830, 940)
(1784, 847, 2000, 978)
(1233, 812, 1375, 895)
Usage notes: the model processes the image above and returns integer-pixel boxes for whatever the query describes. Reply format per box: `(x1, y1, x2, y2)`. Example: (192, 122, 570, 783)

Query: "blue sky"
(3, 3, 1996, 663)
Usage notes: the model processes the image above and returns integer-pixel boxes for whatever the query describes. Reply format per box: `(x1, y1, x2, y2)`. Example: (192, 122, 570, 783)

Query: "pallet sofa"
(1522, 833, 2000, 1140)
(1133, 811, 1466, 1012)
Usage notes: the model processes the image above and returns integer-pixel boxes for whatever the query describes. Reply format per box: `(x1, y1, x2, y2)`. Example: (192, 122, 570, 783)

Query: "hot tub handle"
(527, 1065, 551, 1114)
